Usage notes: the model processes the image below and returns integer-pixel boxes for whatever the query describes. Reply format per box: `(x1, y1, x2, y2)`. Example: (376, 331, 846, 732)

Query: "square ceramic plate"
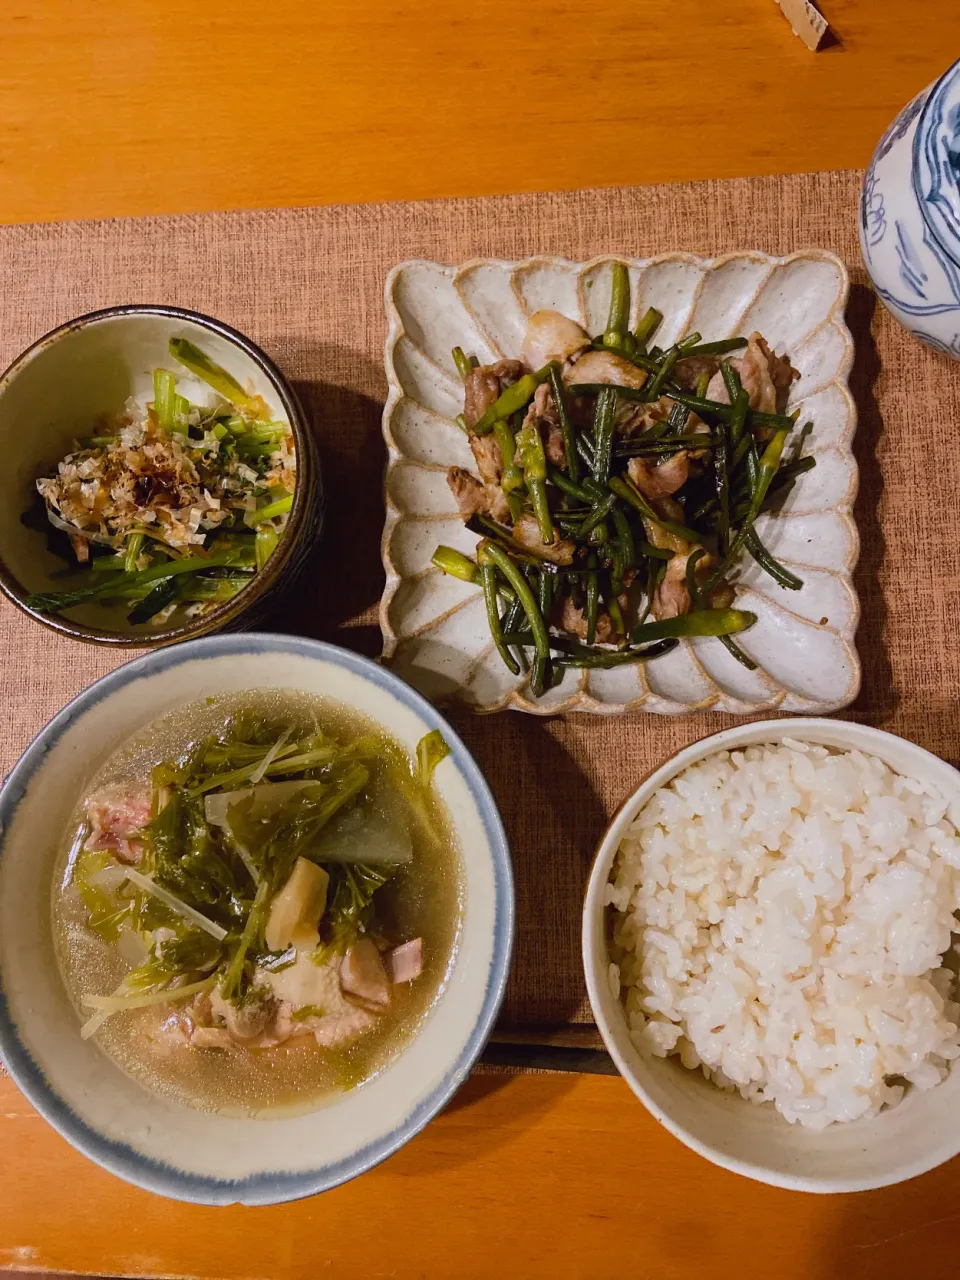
(379, 253, 860, 716)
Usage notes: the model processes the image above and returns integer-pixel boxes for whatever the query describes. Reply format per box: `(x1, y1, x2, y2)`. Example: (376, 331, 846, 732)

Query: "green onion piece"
(452, 347, 473, 381)
(127, 578, 178, 625)
(700, 429, 790, 598)
(169, 337, 265, 416)
(678, 331, 703, 350)
(719, 635, 758, 670)
(249, 494, 293, 525)
(178, 575, 252, 603)
(26, 551, 249, 614)
(547, 366, 579, 483)
(123, 532, 144, 573)
(473, 364, 555, 435)
(554, 639, 678, 669)
(578, 492, 617, 540)
(152, 369, 180, 431)
(515, 420, 554, 545)
(255, 525, 279, 571)
(631, 608, 756, 644)
(568, 382, 648, 402)
(493, 417, 524, 519)
(590, 386, 618, 484)
(603, 263, 631, 346)
(680, 337, 747, 358)
(645, 345, 681, 400)
(611, 505, 635, 577)
(608, 477, 702, 543)
(720, 358, 741, 406)
(684, 547, 708, 610)
(481, 560, 520, 675)
(606, 590, 625, 638)
(219, 878, 273, 1001)
(546, 465, 592, 503)
(416, 729, 450, 787)
(478, 541, 551, 694)
(585, 552, 599, 645)
(663, 388, 795, 432)
(632, 307, 663, 352)
(744, 529, 803, 591)
(432, 546, 480, 583)
(714, 431, 730, 555)
(455, 413, 469, 433)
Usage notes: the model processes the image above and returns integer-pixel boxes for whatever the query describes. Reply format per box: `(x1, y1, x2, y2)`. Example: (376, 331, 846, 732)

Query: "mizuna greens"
(27, 338, 296, 627)
(54, 692, 461, 1111)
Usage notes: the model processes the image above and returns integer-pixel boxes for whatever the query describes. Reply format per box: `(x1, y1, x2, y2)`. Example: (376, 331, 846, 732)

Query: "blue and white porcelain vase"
(860, 57, 960, 357)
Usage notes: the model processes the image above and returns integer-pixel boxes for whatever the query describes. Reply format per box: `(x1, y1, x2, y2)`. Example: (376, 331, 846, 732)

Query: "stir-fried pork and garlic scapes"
(433, 265, 815, 693)
(66, 711, 450, 1061)
(26, 339, 295, 626)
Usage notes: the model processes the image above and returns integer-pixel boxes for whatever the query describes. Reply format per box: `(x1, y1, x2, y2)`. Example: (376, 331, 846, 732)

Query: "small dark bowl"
(0, 305, 322, 646)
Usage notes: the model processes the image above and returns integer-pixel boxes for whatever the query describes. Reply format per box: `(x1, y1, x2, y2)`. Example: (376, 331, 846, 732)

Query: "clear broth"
(52, 689, 463, 1116)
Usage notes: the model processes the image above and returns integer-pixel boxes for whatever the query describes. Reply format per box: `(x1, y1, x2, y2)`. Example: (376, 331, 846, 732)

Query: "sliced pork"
(84, 782, 152, 864)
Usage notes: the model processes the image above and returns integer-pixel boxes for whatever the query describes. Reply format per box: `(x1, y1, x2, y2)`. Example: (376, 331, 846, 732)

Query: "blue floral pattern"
(861, 58, 960, 355)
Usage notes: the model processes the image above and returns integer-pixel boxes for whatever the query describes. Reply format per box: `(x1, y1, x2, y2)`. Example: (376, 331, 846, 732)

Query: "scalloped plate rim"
(379, 251, 861, 716)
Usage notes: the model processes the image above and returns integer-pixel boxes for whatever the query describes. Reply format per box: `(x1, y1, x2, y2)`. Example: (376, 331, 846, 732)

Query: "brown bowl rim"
(0, 303, 317, 647)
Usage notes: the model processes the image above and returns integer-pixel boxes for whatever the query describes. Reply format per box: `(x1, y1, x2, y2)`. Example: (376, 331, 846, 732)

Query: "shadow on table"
(451, 711, 607, 1030)
(270, 356, 389, 655)
(846, 281, 896, 723)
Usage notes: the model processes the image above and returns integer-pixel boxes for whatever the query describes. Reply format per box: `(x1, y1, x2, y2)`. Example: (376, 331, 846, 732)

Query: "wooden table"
(2, 3, 960, 1278)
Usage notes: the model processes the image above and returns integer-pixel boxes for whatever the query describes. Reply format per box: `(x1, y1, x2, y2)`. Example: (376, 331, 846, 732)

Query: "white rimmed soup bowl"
(583, 718, 960, 1193)
(0, 634, 513, 1205)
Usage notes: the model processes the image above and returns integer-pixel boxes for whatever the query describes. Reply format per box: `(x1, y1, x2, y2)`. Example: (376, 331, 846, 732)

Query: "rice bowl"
(583, 719, 960, 1192)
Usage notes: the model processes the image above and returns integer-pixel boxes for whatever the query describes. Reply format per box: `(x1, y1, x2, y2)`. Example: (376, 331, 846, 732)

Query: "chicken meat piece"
(673, 353, 722, 390)
(640, 498, 732, 620)
(652, 545, 735, 620)
(705, 332, 797, 414)
(447, 467, 490, 519)
(520, 381, 566, 467)
(559, 596, 615, 644)
(447, 443, 510, 523)
(84, 782, 152, 864)
(340, 939, 391, 1010)
(384, 938, 424, 984)
(209, 986, 275, 1045)
(463, 359, 526, 430)
(512, 515, 575, 565)
(615, 395, 672, 438)
(261, 951, 377, 1050)
(521, 310, 590, 370)
(190, 1027, 235, 1050)
(627, 452, 690, 500)
(469, 432, 503, 489)
(562, 349, 647, 391)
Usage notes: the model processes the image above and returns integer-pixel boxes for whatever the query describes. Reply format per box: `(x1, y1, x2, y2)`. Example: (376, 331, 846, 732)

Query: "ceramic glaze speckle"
(380, 254, 860, 716)
(860, 57, 960, 357)
(0, 635, 513, 1205)
(582, 719, 960, 1193)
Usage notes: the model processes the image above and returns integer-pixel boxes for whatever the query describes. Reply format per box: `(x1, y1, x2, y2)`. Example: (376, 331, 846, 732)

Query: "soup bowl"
(583, 718, 960, 1193)
(0, 305, 323, 646)
(0, 634, 513, 1205)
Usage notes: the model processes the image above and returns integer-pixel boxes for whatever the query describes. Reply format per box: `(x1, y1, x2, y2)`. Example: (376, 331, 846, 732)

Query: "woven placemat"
(0, 169, 956, 1042)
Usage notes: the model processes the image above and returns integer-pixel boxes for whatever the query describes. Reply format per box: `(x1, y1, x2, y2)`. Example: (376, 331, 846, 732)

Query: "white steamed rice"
(605, 740, 960, 1129)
